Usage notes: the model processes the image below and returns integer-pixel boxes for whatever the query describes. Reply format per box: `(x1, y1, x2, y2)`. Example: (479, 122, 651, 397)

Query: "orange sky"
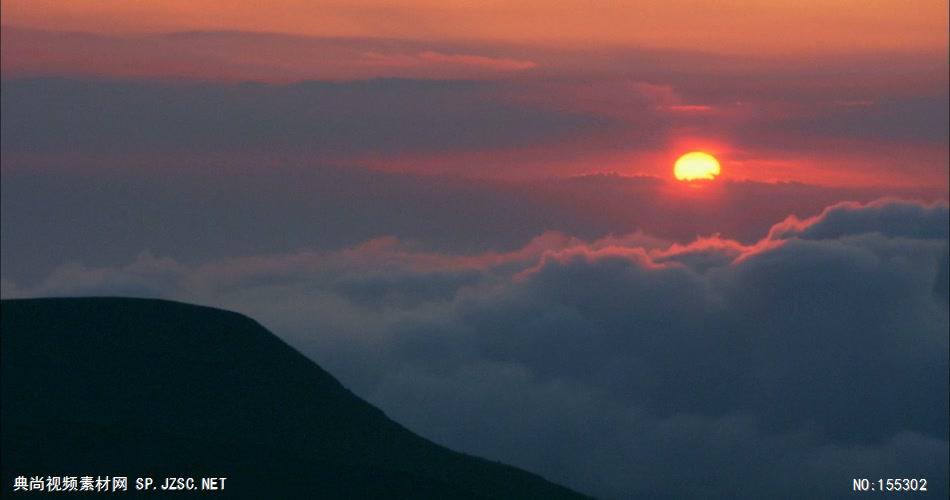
(3, 0, 948, 55)
(1, 1, 947, 191)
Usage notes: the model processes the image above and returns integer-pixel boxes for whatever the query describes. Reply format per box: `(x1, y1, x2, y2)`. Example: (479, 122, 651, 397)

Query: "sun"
(674, 151, 721, 181)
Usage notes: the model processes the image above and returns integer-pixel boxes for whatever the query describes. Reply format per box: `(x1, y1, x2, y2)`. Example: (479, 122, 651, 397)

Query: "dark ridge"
(1, 297, 591, 499)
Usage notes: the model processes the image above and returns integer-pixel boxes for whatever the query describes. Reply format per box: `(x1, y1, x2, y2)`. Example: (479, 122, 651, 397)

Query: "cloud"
(0, 28, 541, 81)
(360, 50, 537, 71)
(3, 44, 948, 186)
(4, 199, 947, 498)
(7, 159, 945, 288)
(768, 199, 950, 241)
(1, 76, 617, 159)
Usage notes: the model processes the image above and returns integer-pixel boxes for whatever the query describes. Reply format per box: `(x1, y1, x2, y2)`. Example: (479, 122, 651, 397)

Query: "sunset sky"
(2, 1, 948, 498)
(2, 0, 948, 186)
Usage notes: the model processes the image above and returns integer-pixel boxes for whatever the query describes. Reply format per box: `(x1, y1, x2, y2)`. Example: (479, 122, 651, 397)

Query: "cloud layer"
(4, 199, 947, 498)
(1, 77, 612, 157)
(5, 161, 944, 287)
(3, 70, 947, 186)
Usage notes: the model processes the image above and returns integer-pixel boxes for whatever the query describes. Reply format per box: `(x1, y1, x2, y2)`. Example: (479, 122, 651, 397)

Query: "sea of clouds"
(3, 199, 947, 499)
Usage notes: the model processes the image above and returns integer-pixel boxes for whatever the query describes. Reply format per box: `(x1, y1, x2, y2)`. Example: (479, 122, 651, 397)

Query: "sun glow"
(674, 152, 721, 181)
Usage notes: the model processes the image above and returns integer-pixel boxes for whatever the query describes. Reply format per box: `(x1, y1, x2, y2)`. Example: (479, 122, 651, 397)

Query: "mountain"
(1, 298, 590, 498)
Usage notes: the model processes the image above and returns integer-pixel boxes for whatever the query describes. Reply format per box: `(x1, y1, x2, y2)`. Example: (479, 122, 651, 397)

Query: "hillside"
(1, 297, 590, 498)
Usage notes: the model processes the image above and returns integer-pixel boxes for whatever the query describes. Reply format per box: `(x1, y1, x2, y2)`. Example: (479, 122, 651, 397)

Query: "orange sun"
(674, 151, 721, 181)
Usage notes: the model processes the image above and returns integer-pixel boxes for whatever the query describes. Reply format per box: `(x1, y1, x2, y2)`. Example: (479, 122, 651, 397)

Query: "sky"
(1, 1, 948, 498)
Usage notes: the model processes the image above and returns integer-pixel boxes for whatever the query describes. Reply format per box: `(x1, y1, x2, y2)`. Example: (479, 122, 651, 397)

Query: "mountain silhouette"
(1, 297, 590, 498)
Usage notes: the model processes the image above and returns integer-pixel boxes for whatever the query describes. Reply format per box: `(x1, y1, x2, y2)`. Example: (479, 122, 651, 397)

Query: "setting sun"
(674, 152, 721, 181)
